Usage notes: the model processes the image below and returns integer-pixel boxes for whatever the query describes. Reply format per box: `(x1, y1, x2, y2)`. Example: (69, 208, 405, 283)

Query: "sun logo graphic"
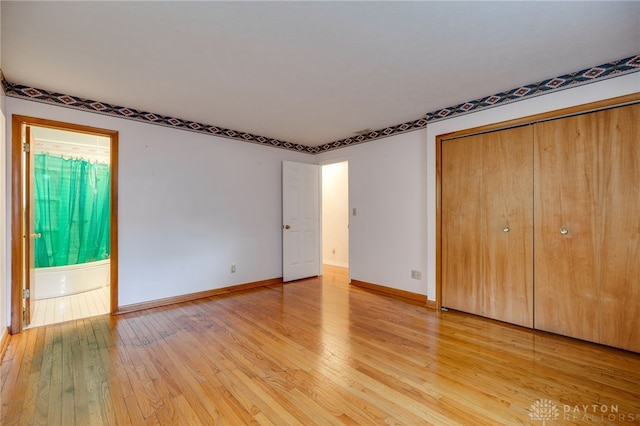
(529, 399, 560, 425)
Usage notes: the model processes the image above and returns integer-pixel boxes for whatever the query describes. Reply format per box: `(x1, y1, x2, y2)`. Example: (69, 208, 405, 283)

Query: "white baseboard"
(322, 260, 349, 268)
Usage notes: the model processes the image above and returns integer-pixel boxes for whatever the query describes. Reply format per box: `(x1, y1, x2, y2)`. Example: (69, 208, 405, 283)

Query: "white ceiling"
(2, 1, 639, 147)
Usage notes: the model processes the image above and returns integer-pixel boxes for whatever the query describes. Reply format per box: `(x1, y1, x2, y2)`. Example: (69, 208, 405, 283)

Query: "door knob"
(560, 227, 569, 235)
(284, 225, 290, 230)
(502, 227, 510, 233)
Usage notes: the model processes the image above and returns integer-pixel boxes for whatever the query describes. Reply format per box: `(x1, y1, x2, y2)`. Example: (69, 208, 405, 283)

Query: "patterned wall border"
(2, 77, 313, 154)
(0, 69, 7, 95)
(3, 54, 639, 154)
(317, 54, 640, 153)
(425, 54, 640, 123)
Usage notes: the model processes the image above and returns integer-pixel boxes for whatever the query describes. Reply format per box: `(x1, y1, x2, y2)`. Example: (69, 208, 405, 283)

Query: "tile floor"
(27, 286, 110, 328)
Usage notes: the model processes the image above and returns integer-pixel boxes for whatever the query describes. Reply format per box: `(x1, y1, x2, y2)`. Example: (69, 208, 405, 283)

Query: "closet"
(440, 101, 640, 353)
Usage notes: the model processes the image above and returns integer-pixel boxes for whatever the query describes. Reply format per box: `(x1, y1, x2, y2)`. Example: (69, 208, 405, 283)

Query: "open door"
(23, 126, 36, 326)
(282, 161, 320, 282)
(11, 115, 119, 334)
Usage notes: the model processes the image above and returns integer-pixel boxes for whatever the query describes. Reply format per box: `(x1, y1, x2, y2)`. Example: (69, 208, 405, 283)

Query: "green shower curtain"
(34, 154, 111, 268)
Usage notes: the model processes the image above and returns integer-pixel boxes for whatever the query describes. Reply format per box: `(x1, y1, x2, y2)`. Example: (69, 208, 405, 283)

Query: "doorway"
(321, 161, 349, 273)
(10, 115, 119, 334)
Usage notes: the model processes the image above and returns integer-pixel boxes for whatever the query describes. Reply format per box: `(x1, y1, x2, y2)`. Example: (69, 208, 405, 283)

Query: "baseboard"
(350, 279, 427, 305)
(0, 327, 10, 361)
(116, 277, 283, 315)
(322, 260, 349, 268)
(425, 299, 437, 310)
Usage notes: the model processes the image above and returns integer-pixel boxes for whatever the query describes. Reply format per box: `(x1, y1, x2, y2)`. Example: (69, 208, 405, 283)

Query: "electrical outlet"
(411, 270, 421, 280)
(231, 264, 236, 273)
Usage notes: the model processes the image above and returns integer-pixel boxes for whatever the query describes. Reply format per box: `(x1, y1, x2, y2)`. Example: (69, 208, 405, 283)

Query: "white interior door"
(282, 161, 320, 282)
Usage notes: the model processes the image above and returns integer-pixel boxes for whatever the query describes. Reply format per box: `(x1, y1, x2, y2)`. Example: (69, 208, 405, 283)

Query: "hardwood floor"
(2, 265, 639, 425)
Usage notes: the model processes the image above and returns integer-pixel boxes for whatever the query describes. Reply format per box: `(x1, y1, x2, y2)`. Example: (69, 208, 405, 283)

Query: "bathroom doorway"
(11, 115, 119, 334)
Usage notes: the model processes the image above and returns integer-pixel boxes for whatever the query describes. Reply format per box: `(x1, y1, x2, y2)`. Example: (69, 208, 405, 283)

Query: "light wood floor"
(2, 266, 639, 425)
(28, 286, 110, 329)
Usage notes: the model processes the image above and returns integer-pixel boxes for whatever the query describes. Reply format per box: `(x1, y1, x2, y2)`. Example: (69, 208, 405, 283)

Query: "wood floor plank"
(2, 266, 640, 425)
(63, 322, 84, 426)
(3, 327, 38, 425)
(154, 336, 222, 424)
(92, 316, 132, 426)
(16, 330, 43, 426)
(46, 325, 63, 425)
(78, 317, 108, 426)
(117, 315, 165, 421)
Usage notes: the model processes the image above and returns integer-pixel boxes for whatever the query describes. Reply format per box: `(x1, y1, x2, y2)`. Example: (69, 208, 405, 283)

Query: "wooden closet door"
(596, 104, 640, 352)
(534, 115, 600, 343)
(482, 126, 533, 327)
(535, 104, 640, 350)
(442, 127, 533, 326)
(442, 135, 484, 315)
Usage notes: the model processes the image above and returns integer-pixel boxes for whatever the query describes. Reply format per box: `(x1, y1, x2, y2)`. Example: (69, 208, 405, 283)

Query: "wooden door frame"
(10, 115, 119, 334)
(435, 92, 640, 311)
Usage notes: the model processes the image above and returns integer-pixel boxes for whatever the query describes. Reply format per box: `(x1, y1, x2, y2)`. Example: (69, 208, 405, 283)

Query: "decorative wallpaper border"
(3, 78, 313, 153)
(426, 54, 640, 123)
(318, 54, 640, 153)
(0, 69, 7, 95)
(3, 54, 639, 154)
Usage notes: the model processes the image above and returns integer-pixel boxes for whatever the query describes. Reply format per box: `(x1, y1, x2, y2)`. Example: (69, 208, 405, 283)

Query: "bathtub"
(34, 259, 110, 300)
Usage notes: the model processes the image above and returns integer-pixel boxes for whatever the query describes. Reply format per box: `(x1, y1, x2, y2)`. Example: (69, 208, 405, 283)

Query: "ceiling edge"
(2, 54, 639, 154)
(317, 54, 640, 153)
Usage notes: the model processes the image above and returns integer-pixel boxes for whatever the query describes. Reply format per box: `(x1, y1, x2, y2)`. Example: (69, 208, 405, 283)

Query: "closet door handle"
(560, 227, 569, 235)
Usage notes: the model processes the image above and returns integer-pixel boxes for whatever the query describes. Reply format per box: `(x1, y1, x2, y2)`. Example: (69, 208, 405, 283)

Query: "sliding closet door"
(482, 126, 533, 327)
(534, 114, 600, 343)
(595, 104, 640, 352)
(442, 135, 484, 315)
(442, 126, 533, 326)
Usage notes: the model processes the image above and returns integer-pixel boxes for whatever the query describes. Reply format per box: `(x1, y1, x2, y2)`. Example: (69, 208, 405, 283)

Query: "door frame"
(10, 115, 119, 334)
(435, 93, 640, 311)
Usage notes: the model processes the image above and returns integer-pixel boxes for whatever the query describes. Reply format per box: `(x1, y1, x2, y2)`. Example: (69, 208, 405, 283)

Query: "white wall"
(317, 129, 429, 295)
(317, 72, 640, 301)
(5, 97, 312, 314)
(4, 72, 639, 325)
(321, 161, 349, 267)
